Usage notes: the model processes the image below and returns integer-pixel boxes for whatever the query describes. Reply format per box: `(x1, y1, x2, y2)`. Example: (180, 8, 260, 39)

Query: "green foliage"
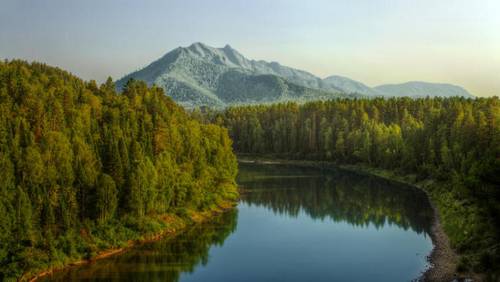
(47, 209, 238, 281)
(221, 97, 500, 276)
(95, 174, 117, 224)
(0, 60, 238, 280)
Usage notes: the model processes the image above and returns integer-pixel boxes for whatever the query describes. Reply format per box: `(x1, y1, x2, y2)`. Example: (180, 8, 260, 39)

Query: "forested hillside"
(219, 98, 500, 276)
(0, 60, 238, 280)
(116, 42, 351, 108)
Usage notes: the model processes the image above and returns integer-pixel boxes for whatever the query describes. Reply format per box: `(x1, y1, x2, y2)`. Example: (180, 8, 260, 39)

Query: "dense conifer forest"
(1, 59, 499, 280)
(219, 98, 499, 275)
(0, 60, 238, 280)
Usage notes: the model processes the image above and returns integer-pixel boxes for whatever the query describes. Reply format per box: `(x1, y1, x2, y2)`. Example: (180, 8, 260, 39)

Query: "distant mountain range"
(323, 75, 385, 97)
(374, 81, 474, 98)
(117, 43, 474, 107)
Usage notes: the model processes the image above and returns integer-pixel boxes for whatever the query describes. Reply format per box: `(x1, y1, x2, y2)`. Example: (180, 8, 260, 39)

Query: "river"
(43, 162, 434, 282)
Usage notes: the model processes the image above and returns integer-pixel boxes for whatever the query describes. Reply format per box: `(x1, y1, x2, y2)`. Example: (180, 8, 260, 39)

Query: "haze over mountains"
(374, 82, 474, 98)
(117, 43, 474, 108)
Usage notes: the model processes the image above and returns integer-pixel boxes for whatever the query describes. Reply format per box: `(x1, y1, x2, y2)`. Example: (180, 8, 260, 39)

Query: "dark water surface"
(44, 162, 434, 282)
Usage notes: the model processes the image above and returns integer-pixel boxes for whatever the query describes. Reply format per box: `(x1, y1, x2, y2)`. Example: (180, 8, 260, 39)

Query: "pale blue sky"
(1, 0, 499, 96)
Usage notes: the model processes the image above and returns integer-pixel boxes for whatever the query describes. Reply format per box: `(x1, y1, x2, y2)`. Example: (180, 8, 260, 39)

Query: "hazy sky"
(1, 0, 499, 96)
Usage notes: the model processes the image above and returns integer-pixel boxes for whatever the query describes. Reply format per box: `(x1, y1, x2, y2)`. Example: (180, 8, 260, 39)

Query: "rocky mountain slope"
(117, 43, 474, 107)
(323, 75, 384, 96)
(116, 43, 348, 108)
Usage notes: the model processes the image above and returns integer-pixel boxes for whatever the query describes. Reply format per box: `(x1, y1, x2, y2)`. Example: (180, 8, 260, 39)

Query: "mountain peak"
(185, 42, 213, 55)
(188, 42, 208, 48)
(116, 42, 474, 108)
(116, 42, 347, 108)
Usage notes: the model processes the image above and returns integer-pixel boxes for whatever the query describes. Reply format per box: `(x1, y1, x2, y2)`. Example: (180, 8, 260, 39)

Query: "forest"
(1, 59, 499, 280)
(218, 98, 499, 275)
(46, 210, 238, 281)
(0, 60, 238, 280)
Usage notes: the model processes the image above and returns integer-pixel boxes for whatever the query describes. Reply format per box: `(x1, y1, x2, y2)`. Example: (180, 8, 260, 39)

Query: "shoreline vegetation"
(218, 99, 499, 281)
(236, 156, 474, 282)
(0, 61, 239, 281)
(1, 60, 497, 281)
(26, 199, 237, 282)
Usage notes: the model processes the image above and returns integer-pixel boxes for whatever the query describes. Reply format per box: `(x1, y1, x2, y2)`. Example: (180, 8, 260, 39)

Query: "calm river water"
(44, 162, 434, 282)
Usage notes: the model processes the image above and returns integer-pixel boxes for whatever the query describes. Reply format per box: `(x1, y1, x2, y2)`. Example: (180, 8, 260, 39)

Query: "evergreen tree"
(0, 60, 238, 279)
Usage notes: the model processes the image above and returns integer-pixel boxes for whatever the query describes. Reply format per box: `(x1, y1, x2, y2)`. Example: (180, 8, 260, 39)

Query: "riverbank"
(238, 156, 467, 282)
(25, 199, 237, 282)
(336, 164, 460, 282)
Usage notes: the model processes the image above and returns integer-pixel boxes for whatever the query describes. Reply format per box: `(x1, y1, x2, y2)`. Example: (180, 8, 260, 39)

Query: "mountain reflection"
(238, 163, 433, 235)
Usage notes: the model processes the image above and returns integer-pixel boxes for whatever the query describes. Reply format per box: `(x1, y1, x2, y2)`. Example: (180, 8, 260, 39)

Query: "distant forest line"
(214, 97, 499, 277)
(0, 59, 499, 280)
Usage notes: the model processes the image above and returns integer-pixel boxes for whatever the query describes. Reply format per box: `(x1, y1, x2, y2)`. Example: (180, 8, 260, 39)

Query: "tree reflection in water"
(238, 162, 433, 235)
(43, 210, 238, 282)
(45, 162, 433, 281)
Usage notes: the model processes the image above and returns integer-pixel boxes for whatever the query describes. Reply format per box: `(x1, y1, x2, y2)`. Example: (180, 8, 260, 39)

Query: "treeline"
(218, 98, 499, 275)
(0, 60, 237, 280)
(47, 210, 238, 281)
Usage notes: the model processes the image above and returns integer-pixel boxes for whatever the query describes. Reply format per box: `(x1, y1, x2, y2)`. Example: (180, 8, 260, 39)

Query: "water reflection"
(43, 210, 238, 282)
(238, 163, 433, 235)
(44, 162, 433, 282)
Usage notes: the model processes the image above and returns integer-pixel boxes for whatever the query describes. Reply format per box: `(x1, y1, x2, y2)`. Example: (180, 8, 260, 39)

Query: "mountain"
(116, 43, 348, 108)
(321, 76, 475, 98)
(374, 81, 474, 98)
(322, 75, 384, 96)
(117, 42, 474, 107)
